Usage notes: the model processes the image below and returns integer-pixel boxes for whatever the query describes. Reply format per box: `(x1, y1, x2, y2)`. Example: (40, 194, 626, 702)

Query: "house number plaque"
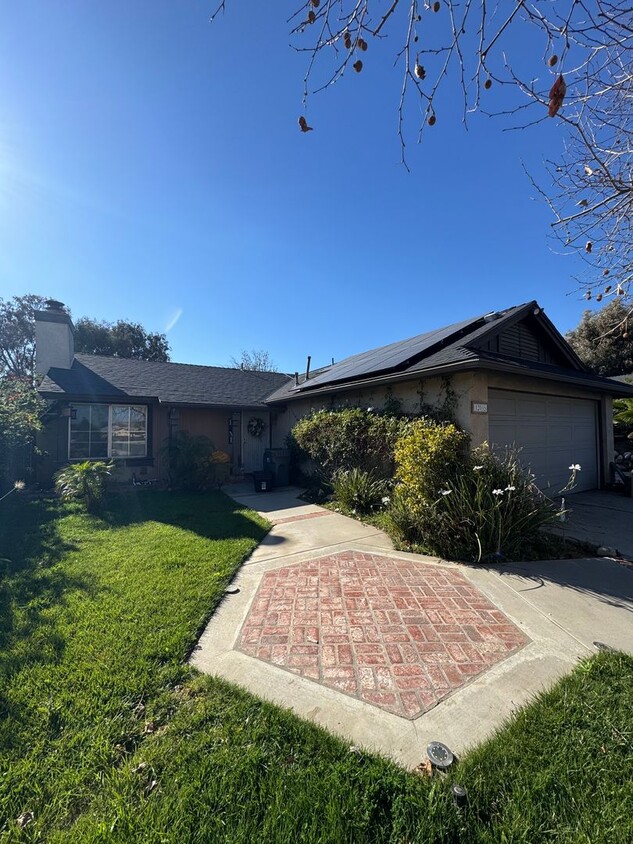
(471, 402, 488, 414)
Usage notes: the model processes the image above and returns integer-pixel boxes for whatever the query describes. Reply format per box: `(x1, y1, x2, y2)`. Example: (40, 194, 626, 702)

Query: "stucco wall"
(269, 368, 614, 487)
(271, 372, 481, 447)
(34, 313, 74, 376)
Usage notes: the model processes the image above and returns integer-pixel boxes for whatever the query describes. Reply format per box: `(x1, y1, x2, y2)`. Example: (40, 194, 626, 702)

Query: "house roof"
(266, 301, 633, 402)
(38, 354, 292, 408)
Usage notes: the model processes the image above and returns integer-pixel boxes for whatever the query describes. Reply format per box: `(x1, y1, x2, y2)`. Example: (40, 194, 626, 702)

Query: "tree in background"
(214, 1, 632, 305)
(74, 318, 170, 362)
(566, 300, 633, 376)
(0, 294, 49, 380)
(230, 349, 278, 372)
(0, 295, 171, 380)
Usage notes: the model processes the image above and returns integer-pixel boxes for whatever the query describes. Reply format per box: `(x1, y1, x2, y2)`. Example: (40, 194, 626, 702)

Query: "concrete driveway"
(192, 485, 633, 768)
(555, 490, 633, 559)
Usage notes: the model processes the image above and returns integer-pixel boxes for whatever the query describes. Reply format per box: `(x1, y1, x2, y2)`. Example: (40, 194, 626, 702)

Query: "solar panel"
(299, 314, 482, 391)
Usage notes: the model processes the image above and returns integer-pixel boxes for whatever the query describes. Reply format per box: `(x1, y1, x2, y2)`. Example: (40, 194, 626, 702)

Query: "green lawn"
(0, 492, 632, 843)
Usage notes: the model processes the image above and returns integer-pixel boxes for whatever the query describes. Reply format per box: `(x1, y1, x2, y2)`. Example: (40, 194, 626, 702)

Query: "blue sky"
(0, 1, 593, 372)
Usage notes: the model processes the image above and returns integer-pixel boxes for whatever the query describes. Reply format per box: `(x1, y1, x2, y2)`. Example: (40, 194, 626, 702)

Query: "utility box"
(253, 471, 274, 493)
(271, 448, 290, 487)
(263, 449, 275, 474)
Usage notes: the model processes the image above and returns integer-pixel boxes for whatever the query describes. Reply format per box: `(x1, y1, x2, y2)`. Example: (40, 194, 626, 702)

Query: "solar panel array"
(298, 314, 482, 391)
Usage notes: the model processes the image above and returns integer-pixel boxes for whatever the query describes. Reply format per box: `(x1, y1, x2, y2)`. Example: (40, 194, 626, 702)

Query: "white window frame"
(68, 403, 148, 460)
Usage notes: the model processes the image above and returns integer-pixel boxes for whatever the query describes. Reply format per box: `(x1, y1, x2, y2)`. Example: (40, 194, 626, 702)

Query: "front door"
(241, 411, 270, 473)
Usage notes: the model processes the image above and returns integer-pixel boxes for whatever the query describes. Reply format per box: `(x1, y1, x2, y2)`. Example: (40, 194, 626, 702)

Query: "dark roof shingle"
(39, 354, 291, 408)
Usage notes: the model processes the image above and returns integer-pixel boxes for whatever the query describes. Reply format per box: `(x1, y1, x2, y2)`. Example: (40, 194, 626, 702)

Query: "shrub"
(439, 447, 560, 561)
(54, 460, 113, 512)
(393, 417, 469, 515)
(161, 432, 227, 491)
(200, 450, 231, 489)
(290, 408, 407, 484)
(392, 444, 560, 562)
(331, 468, 389, 514)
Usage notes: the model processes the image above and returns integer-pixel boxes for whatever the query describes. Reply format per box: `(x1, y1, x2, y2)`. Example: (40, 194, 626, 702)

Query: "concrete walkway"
(192, 486, 633, 769)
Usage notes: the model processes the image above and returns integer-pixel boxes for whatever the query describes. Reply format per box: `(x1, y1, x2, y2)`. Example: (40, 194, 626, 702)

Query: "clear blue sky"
(0, 1, 594, 372)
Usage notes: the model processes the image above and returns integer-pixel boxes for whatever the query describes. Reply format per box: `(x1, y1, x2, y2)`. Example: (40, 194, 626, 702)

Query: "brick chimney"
(34, 300, 75, 376)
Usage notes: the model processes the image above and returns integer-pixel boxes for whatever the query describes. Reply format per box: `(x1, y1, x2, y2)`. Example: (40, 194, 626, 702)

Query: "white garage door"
(488, 389, 599, 494)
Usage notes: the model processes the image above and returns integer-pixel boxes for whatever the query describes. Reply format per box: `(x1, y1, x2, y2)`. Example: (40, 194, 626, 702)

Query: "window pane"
(91, 441, 108, 458)
(91, 405, 109, 432)
(110, 407, 129, 434)
(109, 405, 147, 458)
(70, 405, 109, 459)
(71, 432, 90, 444)
(71, 406, 91, 433)
(111, 440, 129, 457)
(129, 407, 146, 430)
(70, 441, 89, 459)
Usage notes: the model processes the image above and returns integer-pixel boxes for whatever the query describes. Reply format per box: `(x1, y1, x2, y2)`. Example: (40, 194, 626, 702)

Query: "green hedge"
(290, 408, 407, 484)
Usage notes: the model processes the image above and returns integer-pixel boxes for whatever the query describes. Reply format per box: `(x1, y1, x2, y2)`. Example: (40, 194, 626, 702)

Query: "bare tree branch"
(212, 2, 633, 309)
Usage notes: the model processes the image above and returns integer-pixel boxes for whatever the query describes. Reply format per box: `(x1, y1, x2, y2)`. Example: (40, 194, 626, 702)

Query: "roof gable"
(468, 307, 587, 371)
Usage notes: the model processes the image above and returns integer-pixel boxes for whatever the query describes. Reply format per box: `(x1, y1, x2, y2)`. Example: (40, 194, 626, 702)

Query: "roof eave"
(481, 358, 633, 395)
(38, 390, 159, 403)
(266, 354, 633, 403)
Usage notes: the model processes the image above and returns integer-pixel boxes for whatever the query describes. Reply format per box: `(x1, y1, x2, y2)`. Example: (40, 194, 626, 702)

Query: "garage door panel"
(516, 398, 548, 417)
(548, 423, 573, 445)
(488, 389, 598, 493)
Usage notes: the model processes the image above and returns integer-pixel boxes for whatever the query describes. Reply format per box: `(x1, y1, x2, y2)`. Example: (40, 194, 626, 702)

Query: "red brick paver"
(237, 551, 528, 719)
(272, 511, 336, 526)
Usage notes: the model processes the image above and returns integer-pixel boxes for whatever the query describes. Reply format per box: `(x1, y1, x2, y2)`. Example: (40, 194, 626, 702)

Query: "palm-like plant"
(54, 461, 113, 512)
(613, 399, 633, 428)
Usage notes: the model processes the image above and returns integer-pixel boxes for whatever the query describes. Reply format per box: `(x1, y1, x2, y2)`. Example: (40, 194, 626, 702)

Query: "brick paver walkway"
(238, 551, 528, 718)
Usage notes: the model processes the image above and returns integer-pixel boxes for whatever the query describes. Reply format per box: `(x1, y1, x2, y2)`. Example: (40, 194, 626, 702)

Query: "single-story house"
(34, 302, 290, 483)
(36, 299, 633, 493)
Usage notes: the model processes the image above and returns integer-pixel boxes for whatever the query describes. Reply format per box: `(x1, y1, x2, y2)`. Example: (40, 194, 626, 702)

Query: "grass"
(1, 492, 632, 842)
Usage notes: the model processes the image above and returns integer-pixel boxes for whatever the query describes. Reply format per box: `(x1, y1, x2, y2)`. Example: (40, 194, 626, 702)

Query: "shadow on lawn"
(0, 496, 94, 719)
(101, 489, 269, 544)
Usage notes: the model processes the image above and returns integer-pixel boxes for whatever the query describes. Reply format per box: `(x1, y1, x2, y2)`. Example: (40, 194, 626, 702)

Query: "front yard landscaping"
(291, 408, 590, 562)
(0, 491, 632, 842)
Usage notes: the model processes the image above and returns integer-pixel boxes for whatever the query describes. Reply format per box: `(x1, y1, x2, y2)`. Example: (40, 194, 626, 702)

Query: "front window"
(69, 404, 148, 459)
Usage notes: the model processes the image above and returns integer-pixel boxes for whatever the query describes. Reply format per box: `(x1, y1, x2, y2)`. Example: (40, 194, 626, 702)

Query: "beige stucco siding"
(270, 368, 614, 487)
(271, 373, 479, 446)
